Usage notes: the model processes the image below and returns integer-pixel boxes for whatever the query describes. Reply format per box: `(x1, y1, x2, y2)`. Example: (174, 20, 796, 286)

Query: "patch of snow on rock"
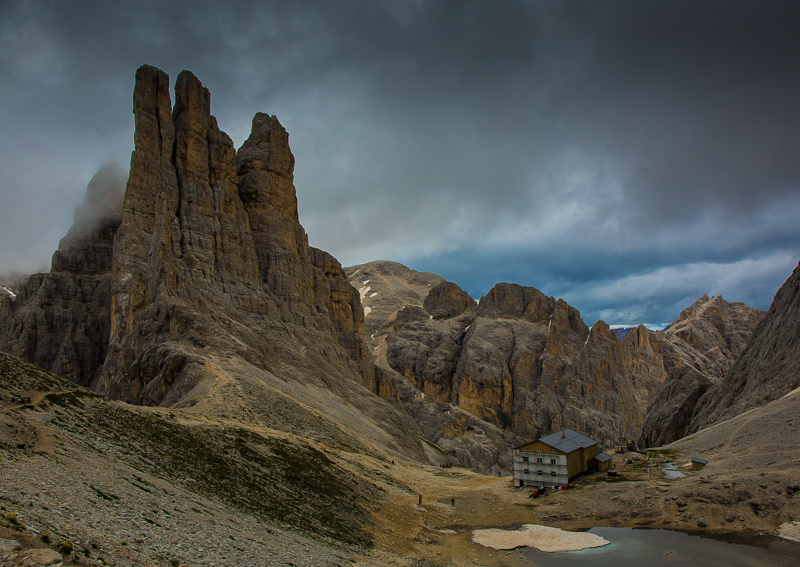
(369, 292, 378, 298)
(779, 521, 800, 542)
(364, 306, 372, 317)
(358, 286, 371, 301)
(0, 286, 16, 299)
(472, 524, 609, 552)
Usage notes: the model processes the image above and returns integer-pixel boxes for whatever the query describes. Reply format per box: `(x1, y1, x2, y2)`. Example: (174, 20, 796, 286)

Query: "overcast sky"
(2, 0, 799, 327)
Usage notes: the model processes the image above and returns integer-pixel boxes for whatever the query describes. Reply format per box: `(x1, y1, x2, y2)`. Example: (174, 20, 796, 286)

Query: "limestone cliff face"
(424, 281, 476, 320)
(443, 284, 666, 444)
(101, 66, 264, 403)
(360, 265, 672, 469)
(1, 66, 422, 461)
(352, 260, 766, 470)
(0, 163, 125, 387)
(688, 262, 800, 431)
(638, 294, 765, 448)
(97, 65, 380, 406)
(663, 293, 764, 378)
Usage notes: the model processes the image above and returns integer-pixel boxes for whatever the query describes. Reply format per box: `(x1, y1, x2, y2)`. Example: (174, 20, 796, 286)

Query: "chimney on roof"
(561, 431, 566, 438)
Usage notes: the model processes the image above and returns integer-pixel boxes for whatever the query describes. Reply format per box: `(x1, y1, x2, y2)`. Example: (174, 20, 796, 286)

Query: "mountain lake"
(519, 526, 799, 566)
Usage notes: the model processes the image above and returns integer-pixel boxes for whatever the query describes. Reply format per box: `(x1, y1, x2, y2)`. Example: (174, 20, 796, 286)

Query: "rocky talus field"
(0, 64, 799, 566)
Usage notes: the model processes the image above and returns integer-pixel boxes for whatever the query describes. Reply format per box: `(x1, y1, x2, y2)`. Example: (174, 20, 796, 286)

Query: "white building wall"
(512, 451, 569, 487)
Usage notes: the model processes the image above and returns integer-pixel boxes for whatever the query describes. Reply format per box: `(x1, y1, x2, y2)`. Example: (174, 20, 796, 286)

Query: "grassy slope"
(0, 351, 380, 549)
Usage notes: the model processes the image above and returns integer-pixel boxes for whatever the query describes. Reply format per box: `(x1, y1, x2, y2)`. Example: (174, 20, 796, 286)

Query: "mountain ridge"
(347, 260, 765, 468)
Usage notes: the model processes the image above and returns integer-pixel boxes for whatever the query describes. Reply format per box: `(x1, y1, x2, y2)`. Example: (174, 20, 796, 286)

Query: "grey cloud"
(0, 0, 798, 327)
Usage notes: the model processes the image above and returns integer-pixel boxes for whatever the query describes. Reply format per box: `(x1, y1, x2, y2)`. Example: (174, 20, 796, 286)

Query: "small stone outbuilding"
(588, 452, 613, 472)
(691, 457, 708, 471)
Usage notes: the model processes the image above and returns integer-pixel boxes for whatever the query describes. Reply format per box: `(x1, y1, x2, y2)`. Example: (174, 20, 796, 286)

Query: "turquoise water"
(520, 527, 799, 566)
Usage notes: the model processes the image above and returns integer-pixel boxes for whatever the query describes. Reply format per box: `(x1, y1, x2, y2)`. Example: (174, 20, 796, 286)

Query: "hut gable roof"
(513, 429, 599, 453)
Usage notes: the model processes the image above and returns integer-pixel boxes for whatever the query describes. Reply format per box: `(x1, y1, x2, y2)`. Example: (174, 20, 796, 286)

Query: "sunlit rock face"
(352, 260, 767, 470)
(352, 262, 672, 468)
(388, 280, 667, 445)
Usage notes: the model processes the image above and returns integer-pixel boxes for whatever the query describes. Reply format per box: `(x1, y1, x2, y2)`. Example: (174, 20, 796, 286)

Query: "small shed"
(588, 452, 613, 472)
(691, 457, 708, 471)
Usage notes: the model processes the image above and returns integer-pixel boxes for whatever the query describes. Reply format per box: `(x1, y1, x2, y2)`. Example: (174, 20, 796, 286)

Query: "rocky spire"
(94, 65, 376, 404)
(0, 65, 412, 460)
(102, 66, 264, 402)
(236, 112, 314, 302)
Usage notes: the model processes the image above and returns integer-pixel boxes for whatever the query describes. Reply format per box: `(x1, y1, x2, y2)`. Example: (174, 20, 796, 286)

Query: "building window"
(536, 448, 542, 452)
(537, 470, 543, 475)
(550, 458, 557, 465)
(550, 449, 556, 453)
(523, 469, 529, 474)
(522, 447, 528, 451)
(536, 458, 543, 463)
(522, 456, 529, 462)
(551, 471, 557, 476)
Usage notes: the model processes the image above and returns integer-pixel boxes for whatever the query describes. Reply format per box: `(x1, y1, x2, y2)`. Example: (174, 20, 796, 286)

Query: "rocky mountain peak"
(678, 293, 710, 321)
(638, 292, 766, 448)
(665, 293, 764, 369)
(423, 281, 475, 320)
(236, 111, 312, 302)
(0, 163, 121, 386)
(688, 261, 800, 430)
(132, 64, 174, 161)
(1, 65, 394, 431)
(589, 320, 616, 341)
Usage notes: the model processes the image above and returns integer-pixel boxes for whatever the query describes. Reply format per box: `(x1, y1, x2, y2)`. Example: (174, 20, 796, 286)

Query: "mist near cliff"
(72, 161, 127, 230)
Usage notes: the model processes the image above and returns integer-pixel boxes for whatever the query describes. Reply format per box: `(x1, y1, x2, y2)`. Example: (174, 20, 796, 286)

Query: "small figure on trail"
(451, 497, 455, 507)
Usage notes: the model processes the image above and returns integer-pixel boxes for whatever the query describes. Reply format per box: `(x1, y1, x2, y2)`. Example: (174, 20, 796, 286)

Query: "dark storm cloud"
(1, 0, 798, 324)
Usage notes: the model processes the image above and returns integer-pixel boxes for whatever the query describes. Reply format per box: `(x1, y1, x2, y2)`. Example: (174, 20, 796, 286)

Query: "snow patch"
(584, 334, 590, 346)
(779, 521, 800, 543)
(369, 291, 378, 298)
(362, 279, 370, 285)
(1, 286, 16, 299)
(472, 524, 609, 552)
(358, 286, 371, 301)
(364, 306, 372, 317)
(429, 315, 433, 319)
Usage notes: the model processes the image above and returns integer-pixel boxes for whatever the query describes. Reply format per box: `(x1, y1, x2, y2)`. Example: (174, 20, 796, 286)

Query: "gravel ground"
(2, 354, 799, 567)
